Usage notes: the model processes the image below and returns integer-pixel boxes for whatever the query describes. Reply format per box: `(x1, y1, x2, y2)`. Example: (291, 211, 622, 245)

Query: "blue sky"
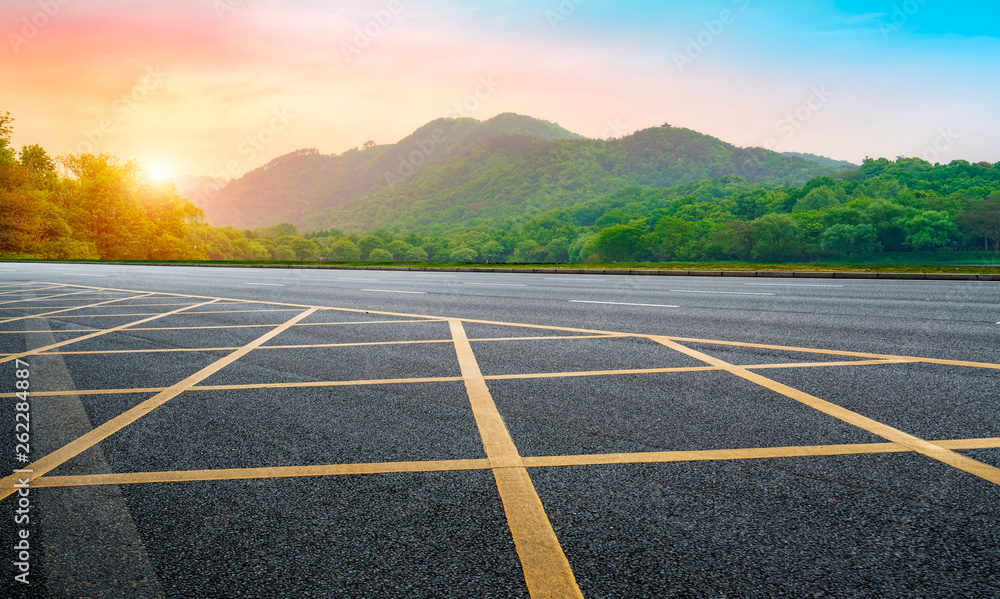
(3, 0, 997, 176)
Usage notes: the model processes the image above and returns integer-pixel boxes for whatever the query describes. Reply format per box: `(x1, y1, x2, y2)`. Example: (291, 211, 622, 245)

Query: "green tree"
(481, 240, 505, 262)
(403, 245, 429, 262)
(18, 144, 53, 173)
(793, 186, 840, 212)
(357, 235, 384, 259)
(386, 240, 412, 261)
(367, 247, 393, 262)
(958, 194, 1000, 255)
(592, 221, 647, 262)
(327, 239, 362, 261)
(273, 245, 297, 261)
(649, 216, 695, 261)
(903, 210, 957, 251)
(289, 237, 320, 261)
(750, 214, 803, 262)
(261, 223, 299, 237)
(820, 224, 882, 260)
(544, 237, 570, 262)
(450, 246, 478, 262)
(0, 112, 15, 165)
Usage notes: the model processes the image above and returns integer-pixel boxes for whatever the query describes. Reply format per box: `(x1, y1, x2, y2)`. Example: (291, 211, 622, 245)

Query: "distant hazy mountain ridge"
(199, 113, 848, 231)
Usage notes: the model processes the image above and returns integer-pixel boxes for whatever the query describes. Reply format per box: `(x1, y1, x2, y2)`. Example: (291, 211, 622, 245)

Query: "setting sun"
(146, 162, 171, 182)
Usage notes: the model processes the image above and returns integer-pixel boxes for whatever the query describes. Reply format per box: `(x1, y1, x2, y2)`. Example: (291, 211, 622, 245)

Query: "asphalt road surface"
(0, 262, 998, 598)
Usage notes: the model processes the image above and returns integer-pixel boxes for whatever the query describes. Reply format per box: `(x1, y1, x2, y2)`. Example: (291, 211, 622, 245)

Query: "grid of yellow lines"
(2, 280, 1000, 599)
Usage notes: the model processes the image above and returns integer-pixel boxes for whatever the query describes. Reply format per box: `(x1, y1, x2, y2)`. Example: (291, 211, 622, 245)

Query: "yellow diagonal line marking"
(3, 302, 200, 310)
(450, 319, 582, 599)
(31, 281, 998, 370)
(0, 361, 924, 397)
(0, 293, 154, 324)
(0, 284, 66, 297)
(663, 336, 1000, 370)
(523, 437, 1000, 468)
(2, 388, 168, 397)
(438, 317, 1000, 371)
(22, 438, 1000, 489)
(652, 337, 1000, 486)
(472, 334, 625, 342)
(485, 366, 721, 381)
(0, 377, 464, 397)
(0, 307, 317, 501)
(0, 329, 94, 335)
(0, 289, 95, 305)
(936, 437, 1000, 449)
(29, 459, 492, 488)
(746, 359, 918, 370)
(0, 298, 222, 364)
(524, 443, 907, 467)
(15, 308, 302, 320)
(12, 335, 629, 357)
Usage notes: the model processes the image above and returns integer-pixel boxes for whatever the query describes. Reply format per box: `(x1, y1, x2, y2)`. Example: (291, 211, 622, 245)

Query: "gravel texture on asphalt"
(531, 458, 1000, 598)
(489, 373, 883, 457)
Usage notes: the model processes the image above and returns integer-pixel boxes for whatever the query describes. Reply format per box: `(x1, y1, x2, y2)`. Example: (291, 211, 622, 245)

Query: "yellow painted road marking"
(14, 308, 302, 319)
(18, 438, 1000, 489)
(2, 388, 169, 397)
(0, 360, 924, 397)
(652, 337, 1000, 486)
(450, 319, 583, 599)
(0, 284, 68, 297)
(524, 437, 1000, 468)
(0, 307, 318, 500)
(526, 443, 904, 467)
(0, 377, 465, 397)
(0, 319, 441, 334)
(30, 459, 492, 488)
(484, 366, 721, 380)
(27, 281, 995, 373)
(0, 289, 96, 305)
(0, 302, 200, 309)
(0, 299, 222, 365)
(0, 293, 154, 325)
(747, 359, 918, 370)
(440, 316, 1000, 372)
(12, 334, 625, 357)
(663, 335, 1000, 371)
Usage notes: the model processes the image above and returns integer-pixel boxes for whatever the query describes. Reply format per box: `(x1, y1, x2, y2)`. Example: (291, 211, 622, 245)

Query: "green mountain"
(782, 151, 857, 170)
(200, 113, 846, 232)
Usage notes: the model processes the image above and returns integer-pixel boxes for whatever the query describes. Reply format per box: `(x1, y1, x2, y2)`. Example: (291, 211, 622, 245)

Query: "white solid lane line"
(571, 300, 679, 308)
(669, 290, 774, 296)
(244, 283, 285, 286)
(744, 283, 842, 287)
(363, 289, 426, 294)
(464, 283, 527, 287)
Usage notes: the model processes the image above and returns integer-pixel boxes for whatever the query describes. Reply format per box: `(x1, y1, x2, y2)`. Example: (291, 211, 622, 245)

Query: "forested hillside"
(205, 114, 840, 231)
(201, 113, 585, 229)
(2, 109, 998, 266)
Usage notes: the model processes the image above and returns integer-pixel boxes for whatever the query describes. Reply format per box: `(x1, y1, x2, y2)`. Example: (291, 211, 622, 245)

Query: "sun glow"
(146, 162, 172, 183)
